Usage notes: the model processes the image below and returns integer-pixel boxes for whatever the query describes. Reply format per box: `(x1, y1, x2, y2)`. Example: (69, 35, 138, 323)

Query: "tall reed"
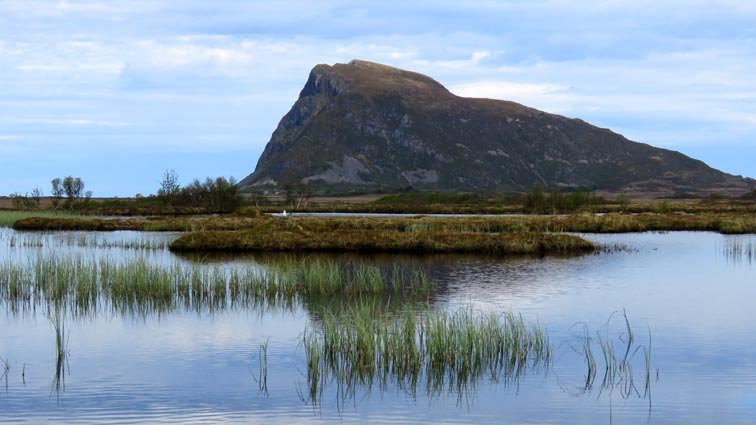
(253, 339, 269, 396)
(0, 255, 434, 316)
(567, 310, 653, 400)
(303, 305, 553, 403)
(306, 306, 655, 405)
(0, 355, 8, 389)
(49, 311, 68, 396)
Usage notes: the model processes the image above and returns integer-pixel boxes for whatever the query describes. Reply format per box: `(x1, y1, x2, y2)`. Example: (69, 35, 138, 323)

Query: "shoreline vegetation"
(3, 187, 756, 217)
(3, 191, 755, 255)
(7, 210, 756, 236)
(11, 211, 756, 234)
(169, 228, 594, 255)
(12, 209, 756, 233)
(0, 256, 434, 315)
(0, 250, 653, 404)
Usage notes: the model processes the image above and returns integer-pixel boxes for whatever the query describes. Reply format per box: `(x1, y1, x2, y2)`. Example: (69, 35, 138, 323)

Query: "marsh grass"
(14, 212, 756, 235)
(169, 228, 594, 256)
(49, 312, 69, 396)
(303, 306, 655, 406)
(1, 231, 172, 251)
(0, 255, 434, 316)
(0, 211, 81, 228)
(252, 339, 269, 396)
(12, 215, 265, 232)
(565, 310, 653, 400)
(17, 213, 756, 256)
(302, 305, 553, 404)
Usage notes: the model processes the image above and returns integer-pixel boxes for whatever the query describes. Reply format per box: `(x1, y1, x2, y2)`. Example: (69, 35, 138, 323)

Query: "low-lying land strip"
(12, 211, 756, 234)
(169, 228, 592, 255)
(8, 211, 756, 254)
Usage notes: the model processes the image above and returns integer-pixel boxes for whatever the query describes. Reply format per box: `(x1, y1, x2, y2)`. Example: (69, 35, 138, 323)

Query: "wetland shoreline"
(7, 211, 756, 255)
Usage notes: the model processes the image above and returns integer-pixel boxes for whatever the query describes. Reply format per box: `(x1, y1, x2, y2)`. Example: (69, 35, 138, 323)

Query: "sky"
(1, 0, 755, 196)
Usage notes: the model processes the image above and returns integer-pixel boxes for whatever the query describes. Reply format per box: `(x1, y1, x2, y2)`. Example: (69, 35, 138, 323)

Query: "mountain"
(239, 60, 754, 196)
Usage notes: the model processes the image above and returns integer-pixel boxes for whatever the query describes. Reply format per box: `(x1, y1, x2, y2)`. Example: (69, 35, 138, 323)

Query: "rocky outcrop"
(240, 60, 754, 196)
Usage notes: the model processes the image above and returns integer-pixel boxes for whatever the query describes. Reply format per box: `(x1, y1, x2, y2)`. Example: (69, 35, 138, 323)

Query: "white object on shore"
(282, 210, 288, 217)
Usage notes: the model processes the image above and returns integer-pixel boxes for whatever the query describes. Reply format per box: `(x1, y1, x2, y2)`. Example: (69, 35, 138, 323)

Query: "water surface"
(1, 229, 754, 424)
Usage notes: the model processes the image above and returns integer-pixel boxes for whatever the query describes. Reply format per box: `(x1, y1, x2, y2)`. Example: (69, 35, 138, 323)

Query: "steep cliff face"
(240, 60, 754, 195)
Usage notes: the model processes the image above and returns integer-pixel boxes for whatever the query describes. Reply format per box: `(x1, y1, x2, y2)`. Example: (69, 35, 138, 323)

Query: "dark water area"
(1, 229, 754, 424)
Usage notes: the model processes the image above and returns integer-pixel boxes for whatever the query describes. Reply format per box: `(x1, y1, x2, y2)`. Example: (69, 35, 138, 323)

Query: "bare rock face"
(240, 60, 754, 195)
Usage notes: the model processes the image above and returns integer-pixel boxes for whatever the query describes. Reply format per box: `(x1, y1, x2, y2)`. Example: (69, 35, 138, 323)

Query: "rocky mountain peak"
(240, 60, 754, 196)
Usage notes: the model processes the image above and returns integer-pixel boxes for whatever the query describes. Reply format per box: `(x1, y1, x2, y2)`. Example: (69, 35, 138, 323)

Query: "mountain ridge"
(240, 59, 754, 196)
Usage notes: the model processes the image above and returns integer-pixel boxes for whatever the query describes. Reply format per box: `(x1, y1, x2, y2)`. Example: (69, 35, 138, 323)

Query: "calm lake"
(1, 228, 755, 424)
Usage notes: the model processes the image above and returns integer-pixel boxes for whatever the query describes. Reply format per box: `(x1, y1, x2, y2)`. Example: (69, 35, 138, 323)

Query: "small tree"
(51, 176, 86, 210)
(282, 182, 295, 208)
(616, 192, 630, 212)
(176, 176, 242, 213)
(547, 187, 564, 214)
(524, 184, 547, 214)
(10, 193, 25, 210)
(206, 176, 240, 213)
(295, 181, 313, 208)
(569, 187, 594, 212)
(30, 187, 43, 210)
(157, 169, 181, 205)
(9, 189, 41, 211)
(51, 178, 64, 210)
(62, 176, 84, 200)
(81, 190, 93, 209)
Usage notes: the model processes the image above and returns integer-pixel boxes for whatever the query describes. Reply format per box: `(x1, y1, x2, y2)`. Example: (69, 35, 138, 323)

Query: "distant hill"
(240, 60, 754, 196)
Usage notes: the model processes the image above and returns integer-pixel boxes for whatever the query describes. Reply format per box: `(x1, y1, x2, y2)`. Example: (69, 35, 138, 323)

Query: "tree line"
(523, 184, 597, 214)
(10, 176, 91, 211)
(522, 184, 632, 213)
(156, 170, 242, 213)
(8, 171, 242, 214)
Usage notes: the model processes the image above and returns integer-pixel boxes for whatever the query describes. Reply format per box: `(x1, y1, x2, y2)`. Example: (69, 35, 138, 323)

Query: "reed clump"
(49, 312, 69, 395)
(304, 306, 655, 405)
(567, 310, 654, 400)
(303, 305, 552, 403)
(0, 255, 433, 315)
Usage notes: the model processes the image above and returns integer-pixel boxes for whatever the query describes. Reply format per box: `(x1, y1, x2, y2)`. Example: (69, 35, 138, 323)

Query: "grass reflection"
(302, 304, 552, 406)
(0, 255, 435, 317)
(561, 309, 654, 404)
(720, 237, 755, 265)
(302, 305, 655, 408)
(49, 310, 69, 399)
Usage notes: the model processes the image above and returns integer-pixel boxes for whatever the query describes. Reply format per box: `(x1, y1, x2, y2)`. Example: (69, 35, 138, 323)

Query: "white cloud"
(451, 81, 569, 100)
(23, 119, 130, 127)
(409, 50, 493, 71)
(135, 40, 254, 70)
(0, 135, 24, 140)
(0, 0, 159, 18)
(2, 0, 756, 194)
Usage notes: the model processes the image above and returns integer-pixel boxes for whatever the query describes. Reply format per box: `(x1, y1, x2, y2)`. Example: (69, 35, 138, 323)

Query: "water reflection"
(49, 309, 68, 400)
(557, 310, 653, 400)
(0, 355, 8, 391)
(719, 237, 755, 265)
(301, 305, 653, 412)
(0, 253, 440, 319)
(1, 229, 755, 424)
